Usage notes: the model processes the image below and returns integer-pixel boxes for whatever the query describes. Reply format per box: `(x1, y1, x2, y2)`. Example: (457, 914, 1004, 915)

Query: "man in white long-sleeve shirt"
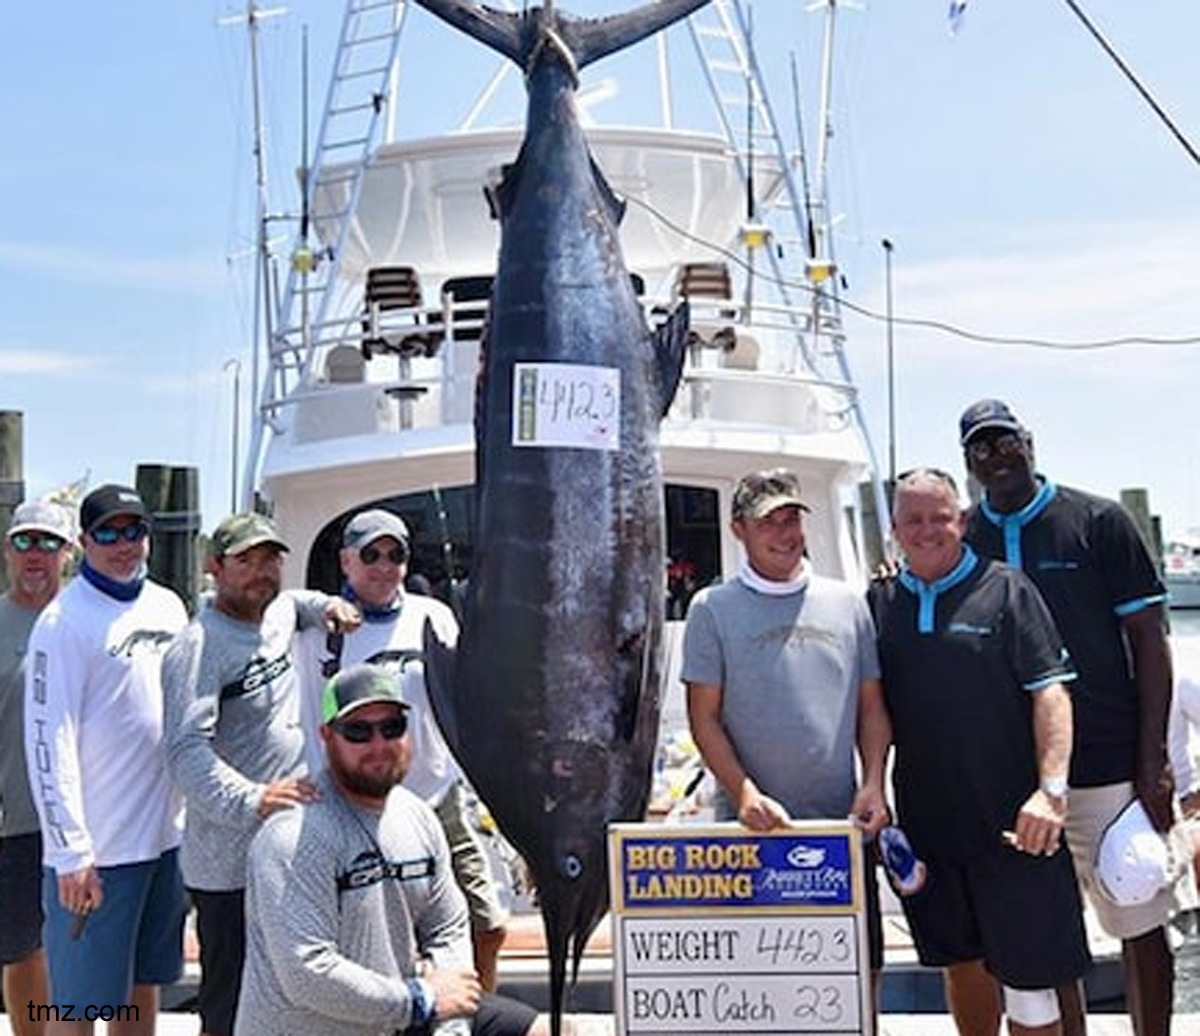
(297, 508, 508, 990)
(237, 663, 546, 1036)
(25, 484, 188, 1036)
(162, 512, 360, 1036)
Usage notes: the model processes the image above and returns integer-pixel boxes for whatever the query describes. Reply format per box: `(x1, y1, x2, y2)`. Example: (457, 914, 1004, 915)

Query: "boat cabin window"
(305, 482, 721, 621)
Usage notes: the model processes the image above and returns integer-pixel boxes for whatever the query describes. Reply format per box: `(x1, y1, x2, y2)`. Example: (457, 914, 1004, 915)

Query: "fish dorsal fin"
(653, 300, 689, 418)
(590, 156, 626, 227)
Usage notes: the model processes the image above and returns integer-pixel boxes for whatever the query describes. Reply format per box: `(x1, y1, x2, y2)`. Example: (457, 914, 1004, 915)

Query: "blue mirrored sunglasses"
(90, 522, 150, 545)
(9, 532, 67, 554)
(333, 715, 408, 743)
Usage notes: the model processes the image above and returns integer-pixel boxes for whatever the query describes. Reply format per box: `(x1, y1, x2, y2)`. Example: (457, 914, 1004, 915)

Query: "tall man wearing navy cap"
(25, 484, 189, 1035)
(958, 399, 1177, 1036)
(297, 508, 509, 991)
(162, 513, 360, 1036)
(237, 663, 547, 1036)
(1, 499, 74, 1036)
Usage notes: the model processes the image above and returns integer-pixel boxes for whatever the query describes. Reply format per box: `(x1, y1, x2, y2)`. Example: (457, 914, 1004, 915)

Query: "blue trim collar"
(898, 546, 979, 633)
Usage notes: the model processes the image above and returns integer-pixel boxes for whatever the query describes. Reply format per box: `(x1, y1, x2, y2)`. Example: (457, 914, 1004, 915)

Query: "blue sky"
(3, 1, 1199, 540)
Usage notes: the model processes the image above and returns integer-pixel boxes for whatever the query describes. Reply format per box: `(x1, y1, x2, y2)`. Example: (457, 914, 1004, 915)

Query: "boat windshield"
(305, 483, 723, 621)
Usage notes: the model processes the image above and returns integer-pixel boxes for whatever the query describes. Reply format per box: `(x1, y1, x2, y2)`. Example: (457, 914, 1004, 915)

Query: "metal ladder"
(686, 0, 892, 540)
(684, 1, 815, 337)
(244, 0, 411, 498)
(270, 0, 411, 398)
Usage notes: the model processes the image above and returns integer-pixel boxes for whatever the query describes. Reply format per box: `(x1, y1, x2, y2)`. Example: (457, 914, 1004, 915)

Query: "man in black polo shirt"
(959, 399, 1176, 1036)
(872, 468, 1089, 1036)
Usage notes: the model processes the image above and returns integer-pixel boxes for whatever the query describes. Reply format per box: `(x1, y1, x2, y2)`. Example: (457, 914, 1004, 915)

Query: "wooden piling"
(1120, 487, 1162, 560)
(136, 464, 201, 613)
(0, 411, 25, 593)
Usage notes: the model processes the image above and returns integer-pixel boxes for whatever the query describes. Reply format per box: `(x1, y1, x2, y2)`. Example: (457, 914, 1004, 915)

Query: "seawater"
(1172, 609, 1200, 643)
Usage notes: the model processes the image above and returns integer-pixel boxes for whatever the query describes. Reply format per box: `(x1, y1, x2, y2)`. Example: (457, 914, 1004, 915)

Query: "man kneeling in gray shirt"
(163, 513, 360, 1036)
(236, 664, 548, 1036)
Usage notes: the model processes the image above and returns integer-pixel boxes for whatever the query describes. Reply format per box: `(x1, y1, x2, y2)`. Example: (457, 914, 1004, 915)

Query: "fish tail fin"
(653, 300, 690, 417)
(571, 0, 712, 70)
(421, 617, 461, 755)
(412, 0, 523, 63)
(415, 0, 711, 72)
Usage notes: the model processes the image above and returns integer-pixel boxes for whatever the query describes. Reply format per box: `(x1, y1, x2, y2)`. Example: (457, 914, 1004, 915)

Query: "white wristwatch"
(1040, 775, 1069, 799)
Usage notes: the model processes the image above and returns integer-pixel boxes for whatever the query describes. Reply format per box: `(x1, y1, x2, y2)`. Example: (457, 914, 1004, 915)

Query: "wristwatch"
(1040, 775, 1069, 799)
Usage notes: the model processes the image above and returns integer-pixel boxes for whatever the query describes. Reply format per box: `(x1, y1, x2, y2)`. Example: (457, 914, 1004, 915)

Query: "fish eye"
(560, 854, 583, 880)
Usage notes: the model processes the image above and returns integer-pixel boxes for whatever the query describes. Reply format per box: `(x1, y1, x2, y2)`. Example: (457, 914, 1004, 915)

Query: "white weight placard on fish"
(512, 363, 621, 450)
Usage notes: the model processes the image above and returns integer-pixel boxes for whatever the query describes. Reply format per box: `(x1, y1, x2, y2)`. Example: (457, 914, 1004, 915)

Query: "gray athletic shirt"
(235, 773, 472, 1036)
(680, 574, 881, 821)
(162, 590, 330, 890)
(0, 596, 40, 836)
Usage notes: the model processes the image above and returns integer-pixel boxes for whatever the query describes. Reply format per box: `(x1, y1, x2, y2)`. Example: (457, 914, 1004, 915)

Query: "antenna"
(789, 53, 818, 261)
(292, 25, 318, 353)
(738, 3, 770, 314)
(217, 0, 286, 508)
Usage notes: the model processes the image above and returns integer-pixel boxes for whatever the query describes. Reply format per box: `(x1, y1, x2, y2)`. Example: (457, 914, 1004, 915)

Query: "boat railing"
(264, 287, 858, 441)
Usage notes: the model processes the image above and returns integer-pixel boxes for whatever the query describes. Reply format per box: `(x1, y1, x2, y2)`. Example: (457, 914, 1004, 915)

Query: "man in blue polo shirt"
(872, 468, 1090, 1036)
(959, 399, 1177, 1036)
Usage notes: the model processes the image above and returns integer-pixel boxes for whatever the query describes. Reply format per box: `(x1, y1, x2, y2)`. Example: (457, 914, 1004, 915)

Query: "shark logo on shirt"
(107, 629, 176, 658)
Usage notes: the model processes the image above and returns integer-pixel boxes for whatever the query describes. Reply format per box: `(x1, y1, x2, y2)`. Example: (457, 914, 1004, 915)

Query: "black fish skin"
(415, 1, 703, 1030)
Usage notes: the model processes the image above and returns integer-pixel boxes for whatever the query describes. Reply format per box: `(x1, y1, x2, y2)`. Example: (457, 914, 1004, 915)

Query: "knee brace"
(1002, 985, 1061, 1028)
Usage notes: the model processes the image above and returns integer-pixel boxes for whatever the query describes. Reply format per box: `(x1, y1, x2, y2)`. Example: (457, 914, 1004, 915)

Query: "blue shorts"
(0, 832, 43, 964)
(43, 849, 186, 1005)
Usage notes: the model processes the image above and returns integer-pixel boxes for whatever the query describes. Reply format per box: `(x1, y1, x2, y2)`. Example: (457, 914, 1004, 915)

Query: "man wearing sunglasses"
(24, 483, 190, 1035)
(959, 399, 1177, 1036)
(297, 508, 509, 992)
(161, 512, 360, 1036)
(2, 499, 73, 1036)
(237, 663, 547, 1036)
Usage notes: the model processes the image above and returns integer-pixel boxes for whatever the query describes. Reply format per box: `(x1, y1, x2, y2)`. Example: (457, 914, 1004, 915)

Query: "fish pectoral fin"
(421, 617, 461, 755)
(653, 299, 690, 417)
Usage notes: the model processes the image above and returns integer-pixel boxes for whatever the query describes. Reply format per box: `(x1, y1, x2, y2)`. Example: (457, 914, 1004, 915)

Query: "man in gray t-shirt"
(0, 498, 74, 1036)
(162, 513, 359, 1036)
(681, 469, 892, 980)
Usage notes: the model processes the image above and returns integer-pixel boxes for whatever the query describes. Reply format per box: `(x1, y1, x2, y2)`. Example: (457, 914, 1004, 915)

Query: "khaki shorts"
(1063, 781, 1186, 940)
(435, 782, 509, 934)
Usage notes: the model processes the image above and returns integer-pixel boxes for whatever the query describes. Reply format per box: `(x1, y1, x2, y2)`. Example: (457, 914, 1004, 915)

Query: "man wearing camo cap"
(162, 512, 360, 1036)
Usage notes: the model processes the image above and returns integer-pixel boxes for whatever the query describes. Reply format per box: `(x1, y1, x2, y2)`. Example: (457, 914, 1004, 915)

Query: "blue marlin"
(416, 0, 705, 1026)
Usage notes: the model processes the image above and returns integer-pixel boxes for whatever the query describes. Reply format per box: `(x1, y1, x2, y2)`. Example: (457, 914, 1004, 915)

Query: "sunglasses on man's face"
(359, 544, 406, 566)
(90, 522, 150, 546)
(333, 714, 408, 743)
(9, 532, 67, 554)
(965, 433, 1024, 464)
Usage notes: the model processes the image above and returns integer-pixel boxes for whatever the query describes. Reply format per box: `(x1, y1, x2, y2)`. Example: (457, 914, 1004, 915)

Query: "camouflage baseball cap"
(731, 469, 810, 521)
(210, 513, 289, 559)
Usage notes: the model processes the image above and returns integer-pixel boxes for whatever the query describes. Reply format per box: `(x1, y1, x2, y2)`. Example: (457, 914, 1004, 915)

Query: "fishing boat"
(240, 0, 888, 613)
(1166, 534, 1200, 610)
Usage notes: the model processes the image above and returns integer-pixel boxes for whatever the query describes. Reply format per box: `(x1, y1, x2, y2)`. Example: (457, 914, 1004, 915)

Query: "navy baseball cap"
(79, 484, 149, 535)
(959, 399, 1024, 445)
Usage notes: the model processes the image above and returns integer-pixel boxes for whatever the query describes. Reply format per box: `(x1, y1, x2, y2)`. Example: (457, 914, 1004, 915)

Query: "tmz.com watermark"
(26, 1003, 140, 1023)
